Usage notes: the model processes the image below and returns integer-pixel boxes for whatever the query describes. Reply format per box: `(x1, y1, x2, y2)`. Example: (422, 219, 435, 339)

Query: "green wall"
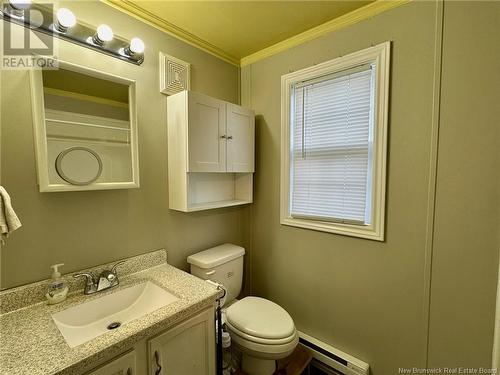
(427, 1, 500, 368)
(241, 1, 499, 373)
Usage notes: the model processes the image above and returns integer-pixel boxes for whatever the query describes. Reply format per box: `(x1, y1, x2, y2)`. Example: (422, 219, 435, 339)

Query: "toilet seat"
(225, 319, 297, 345)
(226, 297, 295, 340)
(225, 297, 299, 359)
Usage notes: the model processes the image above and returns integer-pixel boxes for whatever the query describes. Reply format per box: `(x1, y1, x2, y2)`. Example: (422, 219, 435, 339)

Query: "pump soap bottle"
(45, 263, 68, 304)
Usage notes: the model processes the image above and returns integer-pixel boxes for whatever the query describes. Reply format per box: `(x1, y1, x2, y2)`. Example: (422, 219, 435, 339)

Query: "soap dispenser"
(45, 263, 68, 305)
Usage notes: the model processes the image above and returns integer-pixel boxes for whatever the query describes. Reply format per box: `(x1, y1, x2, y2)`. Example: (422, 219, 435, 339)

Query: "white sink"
(52, 281, 179, 347)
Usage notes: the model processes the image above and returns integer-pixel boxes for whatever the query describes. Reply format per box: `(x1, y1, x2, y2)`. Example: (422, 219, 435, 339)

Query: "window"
(280, 42, 390, 240)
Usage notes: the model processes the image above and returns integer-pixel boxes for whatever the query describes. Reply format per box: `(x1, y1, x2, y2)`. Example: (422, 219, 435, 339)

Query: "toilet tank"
(187, 243, 245, 305)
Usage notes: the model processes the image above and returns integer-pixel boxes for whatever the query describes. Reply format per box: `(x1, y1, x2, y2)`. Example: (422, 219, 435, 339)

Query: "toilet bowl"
(187, 244, 298, 375)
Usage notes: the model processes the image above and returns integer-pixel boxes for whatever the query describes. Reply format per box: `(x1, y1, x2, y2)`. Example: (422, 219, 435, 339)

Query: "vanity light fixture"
(92, 24, 114, 45)
(1, 3, 145, 65)
(55, 8, 76, 33)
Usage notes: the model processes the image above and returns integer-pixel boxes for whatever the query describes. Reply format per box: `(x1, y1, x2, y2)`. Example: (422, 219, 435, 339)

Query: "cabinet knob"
(126, 367, 132, 375)
(220, 135, 226, 139)
(154, 350, 162, 375)
(227, 135, 233, 140)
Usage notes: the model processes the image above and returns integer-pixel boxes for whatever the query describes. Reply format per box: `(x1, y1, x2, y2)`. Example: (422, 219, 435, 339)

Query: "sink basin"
(52, 281, 179, 347)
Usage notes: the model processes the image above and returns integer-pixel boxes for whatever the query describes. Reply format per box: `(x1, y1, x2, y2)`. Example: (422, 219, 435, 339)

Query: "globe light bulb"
(56, 8, 76, 31)
(129, 37, 145, 54)
(96, 24, 113, 42)
(9, 0, 31, 10)
(91, 24, 114, 45)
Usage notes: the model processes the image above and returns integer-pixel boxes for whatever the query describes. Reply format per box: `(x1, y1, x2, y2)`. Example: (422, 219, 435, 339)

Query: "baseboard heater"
(298, 331, 369, 375)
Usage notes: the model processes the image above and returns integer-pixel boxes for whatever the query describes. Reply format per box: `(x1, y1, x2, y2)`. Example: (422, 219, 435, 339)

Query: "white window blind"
(290, 65, 375, 224)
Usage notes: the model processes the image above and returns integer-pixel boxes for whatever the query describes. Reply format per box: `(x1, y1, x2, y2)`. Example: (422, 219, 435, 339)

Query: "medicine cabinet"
(29, 60, 139, 192)
(167, 91, 254, 212)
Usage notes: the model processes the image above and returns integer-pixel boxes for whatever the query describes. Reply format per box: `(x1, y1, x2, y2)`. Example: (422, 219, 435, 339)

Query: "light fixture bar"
(1, 3, 145, 65)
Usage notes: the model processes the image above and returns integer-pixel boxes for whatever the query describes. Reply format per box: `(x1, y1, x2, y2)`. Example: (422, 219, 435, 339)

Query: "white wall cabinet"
(226, 103, 255, 173)
(30, 59, 140, 192)
(168, 91, 255, 212)
(187, 93, 227, 173)
(148, 307, 215, 375)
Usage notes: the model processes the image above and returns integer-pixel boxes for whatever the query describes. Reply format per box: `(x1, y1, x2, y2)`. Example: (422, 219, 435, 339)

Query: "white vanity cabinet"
(148, 307, 215, 375)
(86, 350, 136, 375)
(83, 307, 215, 375)
(167, 91, 255, 212)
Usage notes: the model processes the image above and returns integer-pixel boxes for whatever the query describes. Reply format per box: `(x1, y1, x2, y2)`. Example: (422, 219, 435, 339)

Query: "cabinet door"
(87, 350, 136, 375)
(226, 103, 255, 173)
(149, 308, 215, 375)
(188, 92, 226, 172)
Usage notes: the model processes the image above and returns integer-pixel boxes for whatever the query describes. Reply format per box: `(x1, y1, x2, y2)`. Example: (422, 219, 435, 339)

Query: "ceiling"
(103, 0, 380, 65)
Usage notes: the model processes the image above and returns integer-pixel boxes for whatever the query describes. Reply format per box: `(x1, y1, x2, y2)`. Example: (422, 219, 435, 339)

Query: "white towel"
(0, 186, 22, 244)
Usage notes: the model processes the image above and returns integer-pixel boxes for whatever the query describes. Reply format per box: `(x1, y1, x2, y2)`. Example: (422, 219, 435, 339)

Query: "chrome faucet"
(74, 261, 126, 295)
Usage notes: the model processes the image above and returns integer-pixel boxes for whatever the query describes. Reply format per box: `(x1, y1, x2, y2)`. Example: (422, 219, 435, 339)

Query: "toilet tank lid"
(187, 243, 245, 269)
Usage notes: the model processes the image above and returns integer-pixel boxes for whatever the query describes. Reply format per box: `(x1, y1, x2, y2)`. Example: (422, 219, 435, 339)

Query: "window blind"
(290, 65, 375, 224)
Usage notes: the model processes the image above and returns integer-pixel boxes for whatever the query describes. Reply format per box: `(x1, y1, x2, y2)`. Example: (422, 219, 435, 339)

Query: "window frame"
(280, 42, 390, 241)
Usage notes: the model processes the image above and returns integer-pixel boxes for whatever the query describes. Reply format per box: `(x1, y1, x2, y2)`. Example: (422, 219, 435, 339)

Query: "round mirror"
(55, 147, 103, 186)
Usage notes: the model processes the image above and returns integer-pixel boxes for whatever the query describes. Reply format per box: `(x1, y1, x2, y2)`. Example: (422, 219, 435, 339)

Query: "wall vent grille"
(160, 52, 190, 95)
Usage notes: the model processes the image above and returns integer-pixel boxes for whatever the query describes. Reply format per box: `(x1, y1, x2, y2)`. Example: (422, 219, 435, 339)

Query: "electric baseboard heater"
(298, 331, 369, 375)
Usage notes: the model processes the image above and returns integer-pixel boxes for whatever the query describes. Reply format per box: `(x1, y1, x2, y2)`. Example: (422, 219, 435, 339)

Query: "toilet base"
(242, 353, 276, 375)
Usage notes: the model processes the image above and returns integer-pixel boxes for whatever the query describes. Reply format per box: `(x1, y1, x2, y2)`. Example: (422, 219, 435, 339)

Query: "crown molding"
(240, 0, 410, 67)
(100, 0, 240, 66)
(101, 0, 409, 68)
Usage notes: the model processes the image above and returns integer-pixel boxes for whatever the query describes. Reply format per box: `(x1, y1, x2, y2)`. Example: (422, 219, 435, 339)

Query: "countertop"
(0, 263, 220, 375)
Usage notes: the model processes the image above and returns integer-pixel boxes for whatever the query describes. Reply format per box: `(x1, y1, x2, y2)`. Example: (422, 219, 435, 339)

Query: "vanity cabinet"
(86, 350, 135, 375)
(83, 307, 215, 375)
(148, 307, 215, 375)
(167, 91, 255, 212)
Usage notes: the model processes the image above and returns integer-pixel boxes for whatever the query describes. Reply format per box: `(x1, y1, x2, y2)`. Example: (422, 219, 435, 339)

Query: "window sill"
(280, 216, 384, 241)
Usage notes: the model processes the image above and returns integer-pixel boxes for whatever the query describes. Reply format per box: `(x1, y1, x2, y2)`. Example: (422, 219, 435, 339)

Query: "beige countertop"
(0, 261, 219, 375)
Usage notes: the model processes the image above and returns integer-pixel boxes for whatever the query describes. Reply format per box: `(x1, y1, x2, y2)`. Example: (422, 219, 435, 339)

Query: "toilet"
(187, 243, 299, 375)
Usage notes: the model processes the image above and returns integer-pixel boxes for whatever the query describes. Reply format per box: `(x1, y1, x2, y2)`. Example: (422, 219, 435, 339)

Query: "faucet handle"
(73, 272, 96, 293)
(110, 260, 126, 275)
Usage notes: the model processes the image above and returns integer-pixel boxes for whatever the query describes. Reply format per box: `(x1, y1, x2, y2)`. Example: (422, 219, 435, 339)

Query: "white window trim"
(280, 42, 390, 241)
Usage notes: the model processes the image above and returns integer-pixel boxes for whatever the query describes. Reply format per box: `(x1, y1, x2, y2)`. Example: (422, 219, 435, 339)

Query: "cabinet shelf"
(46, 117, 130, 132)
(187, 199, 252, 212)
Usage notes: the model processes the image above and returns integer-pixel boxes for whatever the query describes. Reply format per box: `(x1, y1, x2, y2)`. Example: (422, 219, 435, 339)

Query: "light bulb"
(92, 24, 113, 45)
(97, 24, 113, 42)
(56, 8, 76, 31)
(129, 37, 145, 54)
(9, 0, 31, 10)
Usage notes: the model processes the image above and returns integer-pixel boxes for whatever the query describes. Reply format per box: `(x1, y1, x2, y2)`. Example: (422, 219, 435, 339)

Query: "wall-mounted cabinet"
(167, 91, 254, 212)
(30, 59, 140, 192)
